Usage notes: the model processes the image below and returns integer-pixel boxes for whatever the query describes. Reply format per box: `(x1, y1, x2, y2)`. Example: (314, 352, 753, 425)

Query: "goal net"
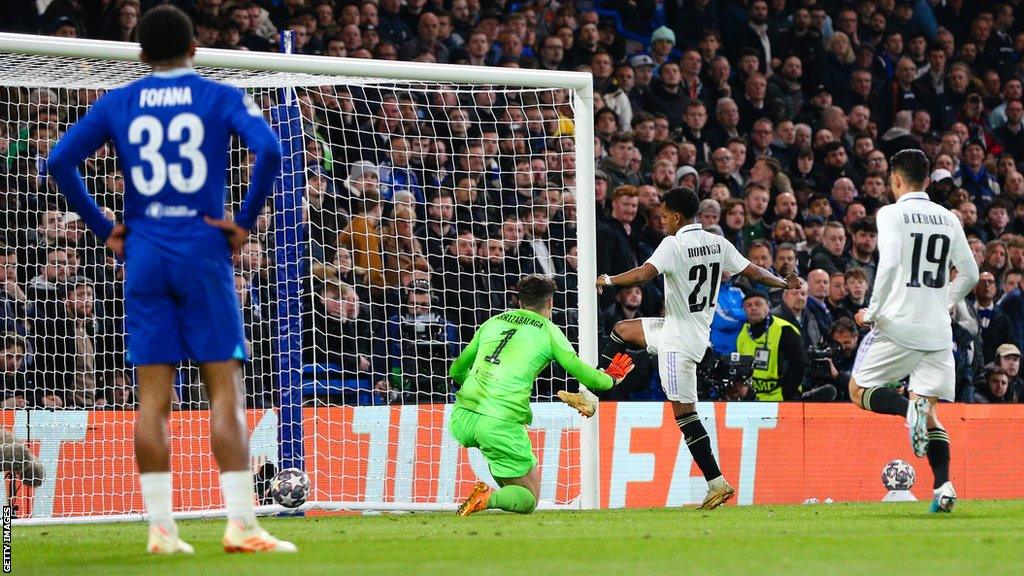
(0, 34, 598, 523)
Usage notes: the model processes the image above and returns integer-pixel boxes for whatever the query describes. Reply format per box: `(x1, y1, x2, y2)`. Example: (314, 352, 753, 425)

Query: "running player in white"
(560, 187, 799, 509)
(851, 149, 978, 513)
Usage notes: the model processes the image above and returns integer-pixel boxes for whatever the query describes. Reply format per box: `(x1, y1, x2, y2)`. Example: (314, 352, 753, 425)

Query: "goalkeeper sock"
(599, 331, 629, 369)
(676, 412, 722, 481)
(486, 485, 537, 514)
(139, 471, 174, 530)
(861, 386, 909, 416)
(927, 428, 951, 489)
(220, 470, 257, 525)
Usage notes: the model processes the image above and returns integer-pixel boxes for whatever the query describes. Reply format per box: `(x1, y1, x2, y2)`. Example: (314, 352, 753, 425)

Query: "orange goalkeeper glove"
(603, 352, 634, 383)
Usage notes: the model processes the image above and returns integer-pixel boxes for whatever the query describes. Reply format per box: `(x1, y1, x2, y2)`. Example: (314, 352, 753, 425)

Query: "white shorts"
(851, 330, 955, 401)
(641, 318, 699, 404)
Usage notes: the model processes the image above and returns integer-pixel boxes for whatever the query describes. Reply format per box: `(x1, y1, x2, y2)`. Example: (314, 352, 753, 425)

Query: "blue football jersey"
(49, 69, 281, 255)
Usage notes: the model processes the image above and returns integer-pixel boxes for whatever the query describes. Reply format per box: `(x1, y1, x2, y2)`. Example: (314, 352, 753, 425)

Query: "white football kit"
(852, 191, 979, 400)
(642, 223, 750, 403)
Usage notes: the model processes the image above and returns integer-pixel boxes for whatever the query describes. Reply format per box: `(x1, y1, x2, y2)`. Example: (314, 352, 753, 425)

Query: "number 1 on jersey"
(484, 328, 517, 364)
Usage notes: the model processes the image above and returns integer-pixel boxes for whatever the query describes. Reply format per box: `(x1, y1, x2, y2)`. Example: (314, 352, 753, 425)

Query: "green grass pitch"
(13, 500, 1024, 576)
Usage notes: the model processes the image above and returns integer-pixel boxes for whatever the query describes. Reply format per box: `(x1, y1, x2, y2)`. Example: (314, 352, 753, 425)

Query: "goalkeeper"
(450, 274, 633, 516)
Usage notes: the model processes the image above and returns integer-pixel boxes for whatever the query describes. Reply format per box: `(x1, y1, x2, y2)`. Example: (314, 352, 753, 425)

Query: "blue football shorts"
(123, 236, 248, 365)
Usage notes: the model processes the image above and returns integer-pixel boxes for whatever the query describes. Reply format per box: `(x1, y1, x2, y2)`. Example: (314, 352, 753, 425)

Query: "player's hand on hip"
(603, 352, 634, 384)
(854, 308, 871, 328)
(784, 273, 802, 290)
(204, 215, 249, 254)
(105, 223, 126, 260)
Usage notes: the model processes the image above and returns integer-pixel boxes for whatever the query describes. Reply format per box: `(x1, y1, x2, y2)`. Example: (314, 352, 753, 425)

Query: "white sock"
(220, 470, 257, 526)
(140, 472, 174, 530)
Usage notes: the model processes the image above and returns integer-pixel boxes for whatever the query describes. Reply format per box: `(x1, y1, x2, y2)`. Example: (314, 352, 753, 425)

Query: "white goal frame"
(0, 32, 600, 523)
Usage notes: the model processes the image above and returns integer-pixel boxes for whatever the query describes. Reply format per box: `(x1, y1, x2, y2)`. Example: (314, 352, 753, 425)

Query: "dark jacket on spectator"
(666, 0, 718, 48)
(984, 287, 1024, 362)
(808, 245, 851, 275)
(645, 79, 687, 128)
(301, 301, 375, 383)
(31, 313, 118, 408)
(772, 302, 825, 349)
(994, 122, 1024, 160)
(598, 157, 642, 191)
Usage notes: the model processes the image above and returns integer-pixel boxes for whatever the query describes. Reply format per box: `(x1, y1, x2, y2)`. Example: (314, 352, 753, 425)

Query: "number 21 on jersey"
(688, 262, 721, 312)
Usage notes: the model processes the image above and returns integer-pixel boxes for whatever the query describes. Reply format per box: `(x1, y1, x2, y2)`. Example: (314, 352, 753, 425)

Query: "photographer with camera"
(697, 347, 756, 401)
(806, 317, 861, 402)
(736, 291, 806, 401)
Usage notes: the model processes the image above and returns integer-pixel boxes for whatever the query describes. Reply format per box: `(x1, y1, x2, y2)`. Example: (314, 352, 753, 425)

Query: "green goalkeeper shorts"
(449, 406, 537, 479)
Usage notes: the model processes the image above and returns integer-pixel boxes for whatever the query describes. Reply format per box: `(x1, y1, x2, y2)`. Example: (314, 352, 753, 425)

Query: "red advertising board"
(4, 403, 1022, 519)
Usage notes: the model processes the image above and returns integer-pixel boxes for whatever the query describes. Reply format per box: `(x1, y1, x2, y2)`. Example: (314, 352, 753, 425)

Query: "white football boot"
(147, 523, 194, 555)
(223, 518, 297, 553)
(930, 481, 957, 513)
(906, 397, 931, 458)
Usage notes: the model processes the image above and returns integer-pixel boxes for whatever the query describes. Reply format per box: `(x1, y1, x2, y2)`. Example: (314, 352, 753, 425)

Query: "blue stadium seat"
(301, 363, 381, 406)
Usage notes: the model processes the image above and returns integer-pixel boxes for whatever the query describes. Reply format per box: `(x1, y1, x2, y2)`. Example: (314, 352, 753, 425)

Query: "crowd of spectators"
(1, 0, 1024, 407)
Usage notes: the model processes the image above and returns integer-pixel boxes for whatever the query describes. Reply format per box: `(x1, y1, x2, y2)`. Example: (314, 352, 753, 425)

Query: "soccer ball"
(881, 459, 916, 491)
(270, 467, 310, 508)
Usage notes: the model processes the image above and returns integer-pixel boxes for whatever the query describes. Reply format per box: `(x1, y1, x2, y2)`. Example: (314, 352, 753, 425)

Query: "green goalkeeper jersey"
(450, 309, 613, 425)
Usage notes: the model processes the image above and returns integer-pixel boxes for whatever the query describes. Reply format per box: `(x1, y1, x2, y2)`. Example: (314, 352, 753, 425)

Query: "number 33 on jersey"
(47, 69, 278, 250)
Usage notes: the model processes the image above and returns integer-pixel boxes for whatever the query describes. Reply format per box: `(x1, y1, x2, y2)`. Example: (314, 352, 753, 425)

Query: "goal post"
(0, 33, 600, 522)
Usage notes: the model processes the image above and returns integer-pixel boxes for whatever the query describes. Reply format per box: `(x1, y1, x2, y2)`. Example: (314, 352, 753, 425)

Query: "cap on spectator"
(348, 160, 378, 181)
(628, 54, 655, 68)
(742, 290, 769, 303)
(62, 212, 82, 224)
(651, 26, 676, 45)
(48, 16, 76, 35)
(307, 163, 328, 178)
(64, 276, 93, 292)
(965, 138, 987, 152)
(997, 343, 1021, 358)
(675, 165, 699, 183)
(856, 44, 876, 54)
(698, 198, 721, 215)
(812, 84, 830, 96)
(930, 168, 953, 183)
(804, 214, 826, 226)
(923, 131, 942, 144)
(595, 169, 610, 182)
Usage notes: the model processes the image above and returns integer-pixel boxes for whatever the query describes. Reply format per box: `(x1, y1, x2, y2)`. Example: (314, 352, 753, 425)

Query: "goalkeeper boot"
(930, 481, 957, 514)
(907, 397, 931, 458)
(147, 523, 194, 555)
(223, 518, 298, 553)
(557, 390, 597, 418)
(698, 477, 735, 510)
(457, 481, 492, 517)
